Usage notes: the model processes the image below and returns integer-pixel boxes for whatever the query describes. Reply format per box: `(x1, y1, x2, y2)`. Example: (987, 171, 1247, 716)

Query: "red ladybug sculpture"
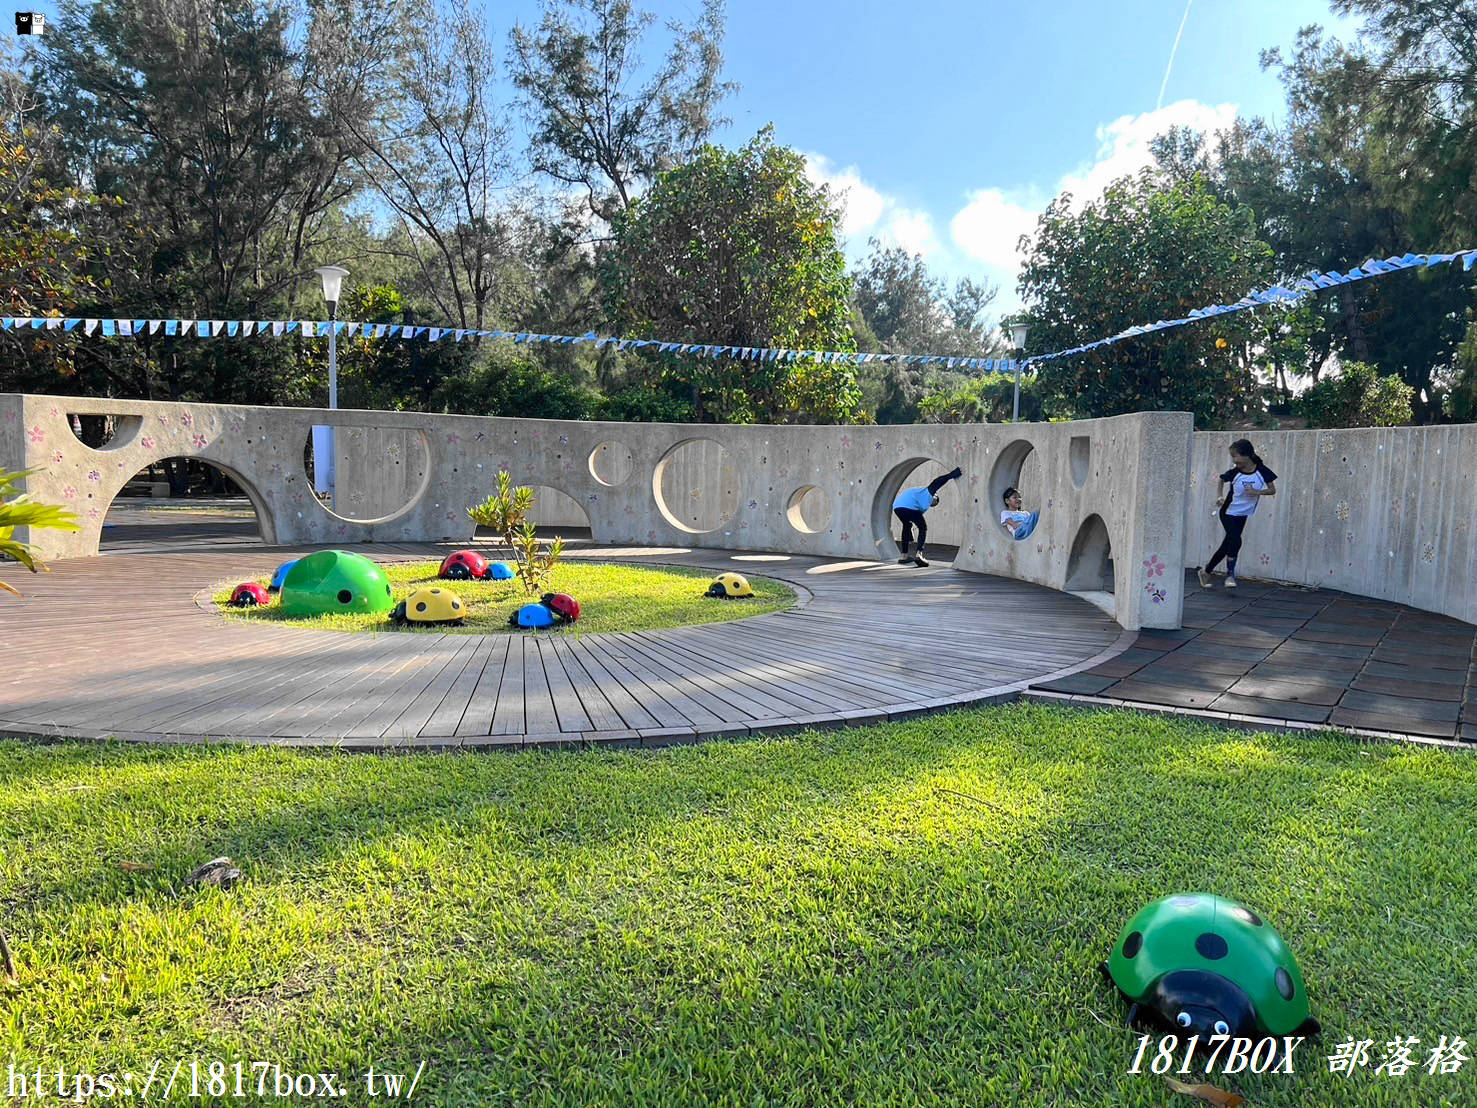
(229, 582, 271, 608)
(439, 549, 490, 580)
(540, 592, 581, 623)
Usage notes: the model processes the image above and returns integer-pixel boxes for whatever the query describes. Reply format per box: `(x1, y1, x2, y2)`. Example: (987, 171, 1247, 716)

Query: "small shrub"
(511, 520, 564, 596)
(1295, 360, 1413, 428)
(467, 471, 564, 594)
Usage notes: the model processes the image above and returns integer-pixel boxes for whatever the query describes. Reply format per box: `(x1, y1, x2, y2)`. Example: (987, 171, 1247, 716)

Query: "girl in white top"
(1197, 438, 1277, 589)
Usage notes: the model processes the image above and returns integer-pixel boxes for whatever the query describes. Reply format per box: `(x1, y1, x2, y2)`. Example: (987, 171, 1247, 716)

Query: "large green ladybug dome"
(278, 550, 394, 618)
(1106, 892, 1317, 1039)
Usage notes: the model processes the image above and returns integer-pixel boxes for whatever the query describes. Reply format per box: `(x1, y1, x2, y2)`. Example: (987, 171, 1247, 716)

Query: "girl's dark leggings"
(1206, 509, 1248, 574)
(895, 507, 926, 547)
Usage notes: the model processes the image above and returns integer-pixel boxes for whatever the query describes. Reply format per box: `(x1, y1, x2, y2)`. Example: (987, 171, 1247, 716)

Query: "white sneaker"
(1224, 576, 1237, 588)
(1197, 568, 1213, 589)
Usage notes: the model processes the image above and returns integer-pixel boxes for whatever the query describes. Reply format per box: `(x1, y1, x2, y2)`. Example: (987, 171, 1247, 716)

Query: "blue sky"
(17, 0, 1362, 324)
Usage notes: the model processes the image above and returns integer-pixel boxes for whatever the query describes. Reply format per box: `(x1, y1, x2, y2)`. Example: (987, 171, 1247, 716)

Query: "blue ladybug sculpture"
(1103, 893, 1320, 1041)
(268, 558, 300, 592)
(487, 562, 515, 581)
(509, 602, 556, 629)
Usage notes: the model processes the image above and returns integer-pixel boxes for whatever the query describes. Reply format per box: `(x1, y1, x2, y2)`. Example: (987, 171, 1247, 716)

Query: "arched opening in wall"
(1065, 514, 1115, 596)
(301, 426, 431, 524)
(471, 485, 594, 547)
(653, 438, 740, 534)
(988, 438, 1045, 524)
(100, 458, 268, 552)
(785, 485, 833, 534)
(870, 456, 957, 561)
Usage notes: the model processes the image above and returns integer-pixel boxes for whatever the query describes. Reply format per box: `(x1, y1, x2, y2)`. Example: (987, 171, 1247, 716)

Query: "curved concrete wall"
(2, 393, 1190, 630)
(1187, 426, 1477, 626)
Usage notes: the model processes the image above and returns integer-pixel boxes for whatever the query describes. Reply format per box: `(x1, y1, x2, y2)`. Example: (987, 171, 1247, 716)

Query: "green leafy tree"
(1295, 360, 1414, 427)
(1017, 169, 1275, 427)
(1154, 2, 1477, 423)
(850, 239, 1002, 423)
(31, 0, 368, 403)
(510, 0, 735, 221)
(601, 127, 863, 423)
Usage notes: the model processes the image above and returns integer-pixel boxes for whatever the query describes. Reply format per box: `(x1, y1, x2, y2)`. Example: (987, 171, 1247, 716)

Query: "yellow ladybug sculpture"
(705, 572, 755, 599)
(390, 586, 466, 625)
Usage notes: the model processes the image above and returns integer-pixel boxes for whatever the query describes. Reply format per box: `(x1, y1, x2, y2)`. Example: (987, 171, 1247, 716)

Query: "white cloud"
(1056, 99, 1239, 209)
(950, 189, 1042, 274)
(802, 100, 1243, 323)
(803, 152, 943, 262)
(947, 99, 1240, 316)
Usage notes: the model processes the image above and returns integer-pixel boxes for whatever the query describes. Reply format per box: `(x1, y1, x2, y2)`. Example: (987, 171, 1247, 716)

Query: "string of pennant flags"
(3, 247, 1472, 371)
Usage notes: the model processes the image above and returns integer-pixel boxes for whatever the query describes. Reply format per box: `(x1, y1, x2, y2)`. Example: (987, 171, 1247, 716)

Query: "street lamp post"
(313, 265, 349, 509)
(1009, 322, 1029, 423)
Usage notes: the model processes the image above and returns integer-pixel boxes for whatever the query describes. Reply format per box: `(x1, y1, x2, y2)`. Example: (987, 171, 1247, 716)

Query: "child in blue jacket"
(892, 466, 963, 566)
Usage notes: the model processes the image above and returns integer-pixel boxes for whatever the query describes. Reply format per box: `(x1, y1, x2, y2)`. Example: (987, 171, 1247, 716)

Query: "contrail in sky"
(1157, 0, 1194, 110)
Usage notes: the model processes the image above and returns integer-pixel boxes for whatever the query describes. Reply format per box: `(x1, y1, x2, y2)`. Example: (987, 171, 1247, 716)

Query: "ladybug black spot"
(1122, 930, 1143, 958)
(1195, 932, 1229, 960)
(1275, 967, 1295, 1000)
(1232, 906, 1263, 927)
(415, 602, 427, 613)
(337, 589, 352, 604)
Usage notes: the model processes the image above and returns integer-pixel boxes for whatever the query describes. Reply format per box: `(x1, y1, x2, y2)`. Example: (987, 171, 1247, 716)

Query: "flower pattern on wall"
(141, 436, 155, 450)
(51, 450, 64, 463)
(29, 426, 44, 443)
(1335, 500, 1350, 521)
(1422, 542, 1435, 563)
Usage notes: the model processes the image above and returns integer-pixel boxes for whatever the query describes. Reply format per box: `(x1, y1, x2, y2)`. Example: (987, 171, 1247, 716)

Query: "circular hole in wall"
(301, 426, 431, 524)
(989, 440, 1044, 524)
(67, 412, 143, 451)
(785, 485, 833, 534)
(589, 441, 634, 486)
(870, 456, 951, 555)
(652, 438, 740, 534)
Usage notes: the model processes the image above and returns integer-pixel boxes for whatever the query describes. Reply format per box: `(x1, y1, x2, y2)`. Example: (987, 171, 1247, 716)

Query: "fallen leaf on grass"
(1165, 1076, 1244, 1107)
(118, 861, 156, 872)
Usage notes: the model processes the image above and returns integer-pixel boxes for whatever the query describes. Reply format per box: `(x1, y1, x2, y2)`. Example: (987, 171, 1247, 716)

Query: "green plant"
(467, 470, 536, 553)
(511, 520, 565, 596)
(0, 467, 81, 597)
(467, 471, 564, 595)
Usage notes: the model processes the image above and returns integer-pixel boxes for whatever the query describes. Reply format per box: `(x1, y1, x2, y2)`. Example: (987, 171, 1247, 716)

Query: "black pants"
(895, 507, 927, 548)
(1206, 510, 1248, 573)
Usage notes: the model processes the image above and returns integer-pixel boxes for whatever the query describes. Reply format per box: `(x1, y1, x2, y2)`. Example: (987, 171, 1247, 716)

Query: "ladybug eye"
(1176, 1012, 1192, 1028)
(1214, 1020, 1230, 1036)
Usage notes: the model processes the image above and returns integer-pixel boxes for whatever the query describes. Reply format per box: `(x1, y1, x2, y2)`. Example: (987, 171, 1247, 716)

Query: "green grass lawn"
(3, 704, 1475, 1106)
(211, 560, 794, 635)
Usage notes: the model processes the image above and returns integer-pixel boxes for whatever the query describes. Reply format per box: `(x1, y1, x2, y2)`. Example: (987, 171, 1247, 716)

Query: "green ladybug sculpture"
(1103, 893, 1320, 1040)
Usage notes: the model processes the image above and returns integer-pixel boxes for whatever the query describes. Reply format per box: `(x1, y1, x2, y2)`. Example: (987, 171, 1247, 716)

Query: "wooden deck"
(0, 544, 1128, 749)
